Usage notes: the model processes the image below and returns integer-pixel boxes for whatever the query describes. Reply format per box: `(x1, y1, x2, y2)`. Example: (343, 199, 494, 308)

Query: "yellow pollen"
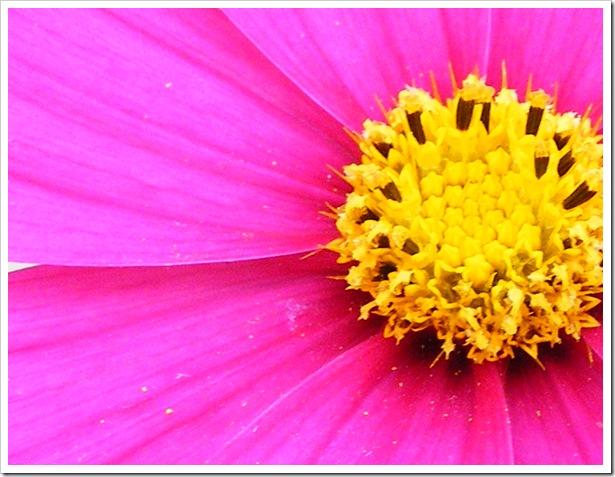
(327, 72, 603, 363)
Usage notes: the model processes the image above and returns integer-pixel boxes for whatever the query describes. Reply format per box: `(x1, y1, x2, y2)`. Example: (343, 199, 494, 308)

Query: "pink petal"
(225, 9, 602, 129)
(485, 9, 602, 121)
(225, 9, 469, 130)
(9, 9, 354, 266)
(505, 340, 603, 464)
(10, 255, 514, 465)
(9, 253, 381, 464)
(440, 9, 493, 76)
(211, 334, 513, 464)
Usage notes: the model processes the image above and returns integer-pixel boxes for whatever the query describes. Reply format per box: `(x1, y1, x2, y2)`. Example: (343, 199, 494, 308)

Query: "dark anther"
(557, 151, 575, 177)
(374, 142, 393, 158)
(406, 111, 426, 144)
(525, 106, 544, 135)
(563, 181, 597, 210)
(553, 133, 571, 150)
(402, 238, 420, 255)
(480, 102, 491, 132)
(456, 98, 475, 131)
(380, 182, 402, 202)
(534, 153, 549, 179)
(358, 208, 380, 224)
(376, 235, 390, 248)
(375, 262, 397, 281)
(562, 237, 572, 249)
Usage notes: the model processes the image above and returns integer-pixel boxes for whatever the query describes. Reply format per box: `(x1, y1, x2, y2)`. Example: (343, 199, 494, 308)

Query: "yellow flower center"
(327, 70, 603, 364)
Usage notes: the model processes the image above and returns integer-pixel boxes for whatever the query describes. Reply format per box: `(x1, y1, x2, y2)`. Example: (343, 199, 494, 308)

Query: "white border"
(0, 0, 611, 8)
(1, 0, 10, 473)
(600, 2, 612, 474)
(1, 0, 611, 473)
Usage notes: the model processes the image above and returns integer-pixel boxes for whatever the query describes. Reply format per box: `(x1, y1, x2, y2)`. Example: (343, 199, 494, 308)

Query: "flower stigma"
(326, 68, 603, 364)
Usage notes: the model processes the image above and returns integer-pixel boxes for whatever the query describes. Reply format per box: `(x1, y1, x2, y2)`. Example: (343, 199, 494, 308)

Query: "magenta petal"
(211, 336, 513, 464)
(440, 9, 492, 76)
(505, 341, 603, 464)
(9, 9, 354, 266)
(485, 9, 602, 120)
(225, 9, 457, 130)
(9, 253, 382, 464)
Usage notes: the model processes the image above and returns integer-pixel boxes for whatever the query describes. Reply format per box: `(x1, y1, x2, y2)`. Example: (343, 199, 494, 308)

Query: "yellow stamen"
(591, 115, 603, 136)
(448, 62, 458, 93)
(429, 70, 441, 104)
(525, 74, 533, 101)
(326, 72, 603, 363)
(552, 81, 559, 112)
(501, 61, 508, 90)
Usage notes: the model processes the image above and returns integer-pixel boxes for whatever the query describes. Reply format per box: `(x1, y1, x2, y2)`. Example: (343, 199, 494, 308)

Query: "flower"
(8, 8, 603, 465)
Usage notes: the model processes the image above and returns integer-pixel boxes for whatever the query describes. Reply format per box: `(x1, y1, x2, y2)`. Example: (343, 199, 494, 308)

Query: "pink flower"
(8, 8, 603, 465)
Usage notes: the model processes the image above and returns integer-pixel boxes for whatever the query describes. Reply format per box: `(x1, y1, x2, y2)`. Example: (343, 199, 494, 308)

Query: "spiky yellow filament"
(327, 73, 603, 363)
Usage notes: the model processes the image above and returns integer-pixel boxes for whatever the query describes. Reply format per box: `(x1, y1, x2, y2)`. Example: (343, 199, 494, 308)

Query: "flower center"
(327, 70, 603, 364)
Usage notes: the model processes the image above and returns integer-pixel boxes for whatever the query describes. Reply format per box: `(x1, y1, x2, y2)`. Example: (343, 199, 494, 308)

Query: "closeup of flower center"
(327, 69, 603, 364)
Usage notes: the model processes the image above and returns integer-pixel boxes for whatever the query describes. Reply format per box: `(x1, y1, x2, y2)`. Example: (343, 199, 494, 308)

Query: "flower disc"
(328, 73, 603, 363)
